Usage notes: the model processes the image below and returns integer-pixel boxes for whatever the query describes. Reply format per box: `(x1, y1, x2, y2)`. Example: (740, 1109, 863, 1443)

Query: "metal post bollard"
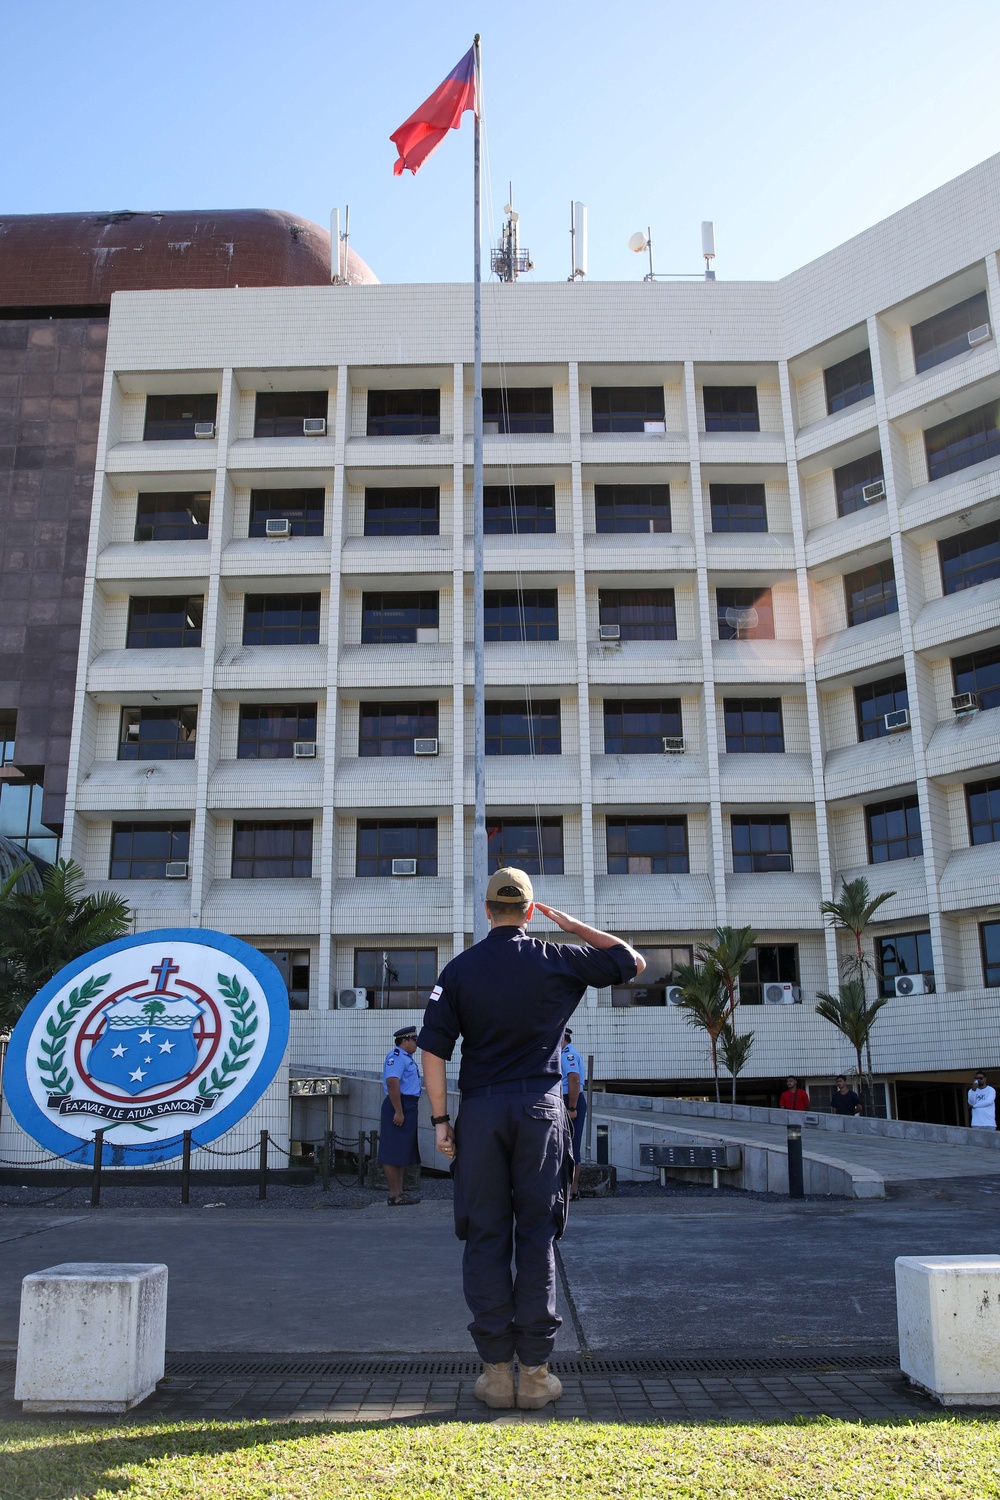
(322, 1130, 332, 1192)
(258, 1129, 268, 1201)
(584, 1053, 595, 1162)
(90, 1129, 104, 1207)
(357, 1129, 366, 1188)
(787, 1123, 804, 1199)
(181, 1130, 192, 1204)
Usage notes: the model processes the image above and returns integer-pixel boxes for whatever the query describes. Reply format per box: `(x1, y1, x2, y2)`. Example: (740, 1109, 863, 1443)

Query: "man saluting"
(418, 867, 644, 1410)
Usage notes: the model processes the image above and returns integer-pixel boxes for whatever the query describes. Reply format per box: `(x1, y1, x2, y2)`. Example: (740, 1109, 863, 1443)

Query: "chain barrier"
(195, 1140, 260, 1159)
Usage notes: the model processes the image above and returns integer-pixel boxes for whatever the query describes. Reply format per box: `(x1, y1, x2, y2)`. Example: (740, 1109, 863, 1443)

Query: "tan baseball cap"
(486, 866, 534, 904)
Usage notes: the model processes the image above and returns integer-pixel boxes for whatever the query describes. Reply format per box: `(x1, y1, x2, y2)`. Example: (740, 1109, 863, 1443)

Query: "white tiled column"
(452, 363, 466, 959)
(568, 362, 597, 932)
(317, 365, 349, 1007)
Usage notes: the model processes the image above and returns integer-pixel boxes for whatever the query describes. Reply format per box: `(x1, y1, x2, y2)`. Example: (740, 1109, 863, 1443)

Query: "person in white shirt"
(968, 1072, 997, 1129)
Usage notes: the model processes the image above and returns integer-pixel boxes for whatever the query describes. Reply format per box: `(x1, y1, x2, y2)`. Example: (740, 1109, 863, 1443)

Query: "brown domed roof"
(0, 207, 378, 309)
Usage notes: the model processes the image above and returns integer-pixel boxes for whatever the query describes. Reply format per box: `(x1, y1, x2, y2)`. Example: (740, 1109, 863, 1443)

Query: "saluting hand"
(534, 903, 581, 935)
(436, 1121, 456, 1159)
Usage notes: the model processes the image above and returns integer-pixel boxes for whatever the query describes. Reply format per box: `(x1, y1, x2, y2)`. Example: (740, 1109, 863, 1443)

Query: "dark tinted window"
(487, 817, 563, 874)
(143, 393, 217, 441)
(135, 492, 209, 541)
(361, 592, 438, 644)
(483, 485, 555, 534)
(912, 291, 990, 373)
(710, 483, 767, 533)
(724, 698, 784, 753)
(232, 820, 313, 878)
(738, 944, 799, 1005)
(364, 488, 439, 536)
(703, 386, 759, 432)
(594, 484, 671, 533)
(854, 674, 909, 741)
(845, 561, 897, 626)
(119, 707, 197, 761)
(483, 387, 553, 434)
(238, 704, 317, 759)
(612, 945, 693, 1007)
(953, 646, 1000, 710)
(981, 922, 1000, 987)
(359, 702, 438, 756)
(259, 948, 311, 1010)
(126, 596, 203, 649)
(940, 519, 1000, 595)
(599, 589, 676, 640)
(367, 389, 440, 436)
(716, 588, 774, 640)
(591, 387, 664, 433)
(835, 451, 884, 517)
(356, 819, 437, 876)
(485, 590, 557, 642)
(249, 489, 324, 537)
(731, 815, 792, 872)
(110, 821, 189, 878)
(0, 778, 59, 864)
(877, 931, 933, 996)
(603, 699, 682, 754)
(866, 796, 922, 863)
(925, 400, 1000, 481)
(967, 778, 1000, 845)
(486, 699, 560, 755)
(253, 391, 328, 438)
(243, 594, 320, 646)
(354, 948, 438, 1009)
(824, 349, 874, 414)
(606, 816, 689, 874)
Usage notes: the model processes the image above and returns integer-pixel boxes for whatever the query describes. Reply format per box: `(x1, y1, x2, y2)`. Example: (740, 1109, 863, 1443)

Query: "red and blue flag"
(391, 45, 478, 176)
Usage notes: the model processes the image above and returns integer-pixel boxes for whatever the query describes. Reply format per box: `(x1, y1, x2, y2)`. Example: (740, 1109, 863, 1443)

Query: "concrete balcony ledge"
(213, 642, 327, 691)
(340, 642, 453, 690)
(836, 858, 927, 920)
(472, 533, 575, 576)
(465, 754, 582, 806)
(335, 755, 452, 809)
(594, 872, 715, 929)
(336, 876, 451, 934)
(222, 537, 334, 577)
(204, 878, 322, 932)
(815, 615, 903, 682)
(464, 434, 572, 465)
(345, 435, 453, 466)
(468, 640, 577, 687)
(583, 534, 697, 572)
(588, 639, 702, 685)
(97, 541, 211, 582)
(794, 397, 878, 461)
(725, 871, 823, 927)
(927, 705, 1000, 778)
(913, 577, 1000, 654)
(824, 735, 917, 803)
(940, 844, 1000, 914)
(581, 433, 690, 466)
(208, 758, 323, 813)
(719, 751, 814, 803)
(712, 639, 804, 683)
(698, 431, 786, 464)
(227, 438, 335, 469)
(77, 759, 197, 813)
(106, 441, 216, 473)
(88, 648, 204, 694)
(341, 536, 452, 576)
(885, 342, 1000, 424)
(805, 505, 891, 573)
(84, 880, 192, 919)
(591, 752, 709, 806)
(705, 532, 795, 572)
(899, 458, 1000, 536)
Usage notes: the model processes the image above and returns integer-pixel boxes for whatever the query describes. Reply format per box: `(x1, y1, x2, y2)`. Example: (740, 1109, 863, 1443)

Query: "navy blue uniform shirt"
(417, 925, 637, 1091)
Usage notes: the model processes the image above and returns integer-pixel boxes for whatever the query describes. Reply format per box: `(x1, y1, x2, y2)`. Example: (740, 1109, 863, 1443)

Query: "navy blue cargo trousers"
(452, 1080, 572, 1365)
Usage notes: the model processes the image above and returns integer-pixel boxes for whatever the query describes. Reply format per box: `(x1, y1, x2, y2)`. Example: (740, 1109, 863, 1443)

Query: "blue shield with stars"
(86, 995, 203, 1095)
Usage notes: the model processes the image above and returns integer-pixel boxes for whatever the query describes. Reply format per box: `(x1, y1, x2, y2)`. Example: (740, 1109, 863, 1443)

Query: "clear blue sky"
(3, 0, 999, 286)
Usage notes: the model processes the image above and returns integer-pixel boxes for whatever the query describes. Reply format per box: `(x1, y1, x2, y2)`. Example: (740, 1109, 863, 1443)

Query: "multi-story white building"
(62, 154, 1000, 1123)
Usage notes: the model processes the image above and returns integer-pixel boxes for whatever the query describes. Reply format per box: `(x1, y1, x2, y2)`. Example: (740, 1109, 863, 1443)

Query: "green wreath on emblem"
(197, 973, 259, 1102)
(36, 972, 111, 1097)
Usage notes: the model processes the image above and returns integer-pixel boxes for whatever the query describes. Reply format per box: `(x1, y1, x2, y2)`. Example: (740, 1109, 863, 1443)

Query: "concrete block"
(15, 1262, 167, 1413)
(896, 1256, 1000, 1405)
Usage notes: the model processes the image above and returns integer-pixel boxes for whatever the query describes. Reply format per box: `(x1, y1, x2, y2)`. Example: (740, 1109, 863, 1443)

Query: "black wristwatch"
(430, 1113, 451, 1126)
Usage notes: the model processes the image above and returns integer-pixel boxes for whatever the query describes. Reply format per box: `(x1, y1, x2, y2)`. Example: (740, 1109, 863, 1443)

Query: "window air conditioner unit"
(338, 987, 368, 1009)
(764, 983, 801, 1004)
(414, 737, 439, 755)
(164, 861, 189, 879)
(894, 973, 933, 997)
(662, 736, 685, 753)
(884, 709, 910, 732)
(293, 741, 316, 758)
(302, 417, 327, 436)
(265, 518, 292, 538)
(861, 480, 886, 503)
(599, 624, 621, 641)
(952, 691, 980, 715)
(415, 627, 439, 644)
(193, 422, 215, 439)
(665, 985, 684, 1006)
(391, 857, 417, 876)
(643, 420, 666, 433)
(968, 323, 992, 347)
(483, 421, 500, 435)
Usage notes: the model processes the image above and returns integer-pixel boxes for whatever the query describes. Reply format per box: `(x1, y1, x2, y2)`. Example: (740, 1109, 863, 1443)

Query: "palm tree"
(819, 877, 896, 1081)
(0, 859, 131, 1028)
(719, 1021, 755, 1106)
(815, 979, 891, 1108)
(697, 926, 758, 1023)
(142, 1000, 166, 1024)
(674, 960, 728, 1104)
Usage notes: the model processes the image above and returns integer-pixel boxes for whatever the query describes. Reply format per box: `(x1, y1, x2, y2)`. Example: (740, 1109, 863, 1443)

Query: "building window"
(866, 796, 922, 863)
(967, 778, 1000, 845)
(126, 597, 203, 649)
(953, 646, 1000, 711)
(243, 594, 320, 646)
(359, 702, 438, 757)
(835, 451, 885, 517)
(606, 816, 689, 874)
(110, 822, 189, 879)
(709, 483, 767, 533)
(845, 560, 897, 626)
(612, 945, 693, 1007)
(249, 489, 325, 537)
(485, 590, 558, 642)
(980, 923, 1000, 988)
(703, 386, 759, 432)
(0, 710, 15, 767)
(483, 485, 556, 534)
(925, 400, 1000, 481)
(361, 591, 439, 644)
(738, 944, 799, 1005)
(364, 488, 439, 536)
(258, 949, 311, 1010)
(143, 393, 217, 441)
(603, 698, 682, 754)
(366, 389, 440, 436)
(591, 386, 665, 433)
(238, 704, 317, 759)
(356, 819, 437, 876)
(486, 700, 561, 755)
(354, 948, 438, 1009)
(119, 706, 197, 761)
(824, 349, 874, 414)
(232, 820, 313, 878)
(723, 698, 784, 753)
(716, 588, 774, 640)
(912, 291, 990, 374)
(483, 387, 553, 434)
(487, 817, 563, 874)
(940, 519, 1000, 595)
(854, 674, 909, 741)
(877, 931, 933, 997)
(594, 483, 671, 533)
(0, 779, 59, 863)
(599, 589, 676, 640)
(731, 815, 792, 873)
(134, 493, 209, 541)
(253, 391, 328, 438)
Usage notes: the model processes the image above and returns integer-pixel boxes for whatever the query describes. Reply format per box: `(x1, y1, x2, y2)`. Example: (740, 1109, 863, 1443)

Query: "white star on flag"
(158, 1039, 175, 1053)
(138, 1030, 154, 1043)
(111, 1044, 127, 1058)
(129, 1067, 146, 1082)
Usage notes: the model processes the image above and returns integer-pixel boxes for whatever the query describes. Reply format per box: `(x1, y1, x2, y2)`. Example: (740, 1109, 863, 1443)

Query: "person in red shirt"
(779, 1076, 810, 1110)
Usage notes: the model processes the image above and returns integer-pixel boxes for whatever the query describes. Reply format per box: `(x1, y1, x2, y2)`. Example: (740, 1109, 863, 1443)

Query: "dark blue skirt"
(570, 1094, 587, 1162)
(378, 1094, 421, 1167)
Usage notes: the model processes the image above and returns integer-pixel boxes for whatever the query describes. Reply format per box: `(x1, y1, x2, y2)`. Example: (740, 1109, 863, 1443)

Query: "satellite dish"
(724, 606, 759, 638)
(628, 231, 648, 254)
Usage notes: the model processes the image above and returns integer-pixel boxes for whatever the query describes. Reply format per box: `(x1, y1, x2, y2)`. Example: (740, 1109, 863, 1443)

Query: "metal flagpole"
(471, 34, 488, 944)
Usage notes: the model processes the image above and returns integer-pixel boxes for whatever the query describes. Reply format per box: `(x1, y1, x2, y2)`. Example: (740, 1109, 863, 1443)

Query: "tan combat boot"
(474, 1361, 515, 1408)
(516, 1362, 563, 1409)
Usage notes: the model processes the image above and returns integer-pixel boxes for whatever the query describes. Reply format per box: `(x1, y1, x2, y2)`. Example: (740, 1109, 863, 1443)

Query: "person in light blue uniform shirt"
(379, 1025, 422, 1205)
(561, 1030, 587, 1200)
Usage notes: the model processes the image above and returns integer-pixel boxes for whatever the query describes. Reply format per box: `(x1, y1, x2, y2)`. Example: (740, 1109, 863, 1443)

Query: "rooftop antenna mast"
(627, 221, 719, 281)
(569, 201, 588, 281)
(491, 184, 533, 282)
(330, 205, 350, 283)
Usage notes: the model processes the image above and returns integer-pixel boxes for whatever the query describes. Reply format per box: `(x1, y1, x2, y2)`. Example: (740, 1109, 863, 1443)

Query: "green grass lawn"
(2, 1417, 1000, 1500)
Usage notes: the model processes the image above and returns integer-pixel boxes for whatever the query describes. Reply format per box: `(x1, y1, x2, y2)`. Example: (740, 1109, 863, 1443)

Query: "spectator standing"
(779, 1076, 810, 1111)
(561, 1030, 586, 1200)
(378, 1025, 422, 1205)
(968, 1072, 997, 1129)
(831, 1075, 862, 1116)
